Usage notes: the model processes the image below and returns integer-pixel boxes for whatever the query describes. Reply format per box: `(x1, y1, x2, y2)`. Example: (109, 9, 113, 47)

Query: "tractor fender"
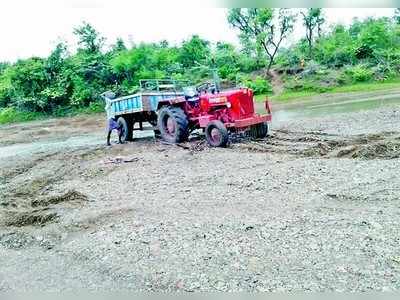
(157, 97, 187, 110)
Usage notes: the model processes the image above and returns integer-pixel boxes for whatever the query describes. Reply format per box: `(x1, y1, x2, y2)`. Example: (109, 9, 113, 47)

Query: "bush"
(346, 65, 374, 82)
(237, 75, 272, 95)
(0, 107, 43, 124)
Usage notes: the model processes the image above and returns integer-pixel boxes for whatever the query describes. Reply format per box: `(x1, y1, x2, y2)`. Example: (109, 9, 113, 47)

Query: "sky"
(0, 0, 396, 62)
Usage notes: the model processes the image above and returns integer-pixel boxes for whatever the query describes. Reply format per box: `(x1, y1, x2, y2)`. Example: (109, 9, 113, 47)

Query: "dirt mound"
(351, 141, 400, 159)
(3, 209, 58, 227)
(301, 137, 400, 159)
(31, 190, 88, 207)
(269, 69, 284, 96)
(1, 190, 88, 227)
(235, 130, 400, 160)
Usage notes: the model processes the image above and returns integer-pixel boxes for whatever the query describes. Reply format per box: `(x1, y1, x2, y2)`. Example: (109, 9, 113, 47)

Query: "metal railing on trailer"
(139, 79, 191, 94)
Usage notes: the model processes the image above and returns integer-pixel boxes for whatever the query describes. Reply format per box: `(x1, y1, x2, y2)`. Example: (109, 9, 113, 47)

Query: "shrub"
(346, 65, 374, 82)
(0, 107, 42, 124)
(237, 75, 272, 95)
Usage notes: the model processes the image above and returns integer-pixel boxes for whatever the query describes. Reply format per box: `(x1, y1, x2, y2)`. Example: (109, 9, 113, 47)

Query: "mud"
(31, 190, 88, 208)
(0, 95, 399, 291)
(235, 130, 400, 160)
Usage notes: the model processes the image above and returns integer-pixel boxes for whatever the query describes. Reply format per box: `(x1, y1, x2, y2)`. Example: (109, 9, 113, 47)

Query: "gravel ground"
(0, 102, 399, 291)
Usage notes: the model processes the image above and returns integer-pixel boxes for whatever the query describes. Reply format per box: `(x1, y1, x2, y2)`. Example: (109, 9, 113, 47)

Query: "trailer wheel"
(250, 122, 268, 139)
(205, 120, 229, 147)
(158, 107, 189, 143)
(117, 116, 133, 142)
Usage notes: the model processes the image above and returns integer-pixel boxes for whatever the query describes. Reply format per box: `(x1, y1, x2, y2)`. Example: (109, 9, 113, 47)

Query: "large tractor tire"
(117, 116, 133, 142)
(157, 107, 189, 143)
(250, 122, 268, 139)
(205, 120, 229, 147)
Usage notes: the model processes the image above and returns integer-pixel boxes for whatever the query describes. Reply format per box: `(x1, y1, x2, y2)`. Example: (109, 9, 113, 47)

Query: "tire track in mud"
(233, 130, 400, 160)
(0, 145, 120, 228)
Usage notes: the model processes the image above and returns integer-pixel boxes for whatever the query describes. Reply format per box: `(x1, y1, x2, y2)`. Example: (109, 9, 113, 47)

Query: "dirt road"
(1, 91, 400, 291)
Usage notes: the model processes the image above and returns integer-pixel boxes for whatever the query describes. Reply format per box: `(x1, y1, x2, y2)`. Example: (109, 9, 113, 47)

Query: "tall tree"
(301, 8, 325, 57)
(228, 8, 296, 73)
(73, 22, 105, 53)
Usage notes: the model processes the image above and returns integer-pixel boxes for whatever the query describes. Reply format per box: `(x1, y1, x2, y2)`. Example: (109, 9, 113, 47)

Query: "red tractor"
(156, 83, 272, 147)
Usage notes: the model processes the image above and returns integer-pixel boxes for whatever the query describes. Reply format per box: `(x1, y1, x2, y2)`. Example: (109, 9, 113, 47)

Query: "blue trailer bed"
(109, 92, 183, 117)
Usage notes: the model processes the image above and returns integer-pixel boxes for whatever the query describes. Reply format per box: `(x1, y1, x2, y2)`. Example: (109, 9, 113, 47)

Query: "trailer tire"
(250, 122, 268, 139)
(158, 106, 189, 143)
(117, 116, 133, 142)
(205, 120, 229, 147)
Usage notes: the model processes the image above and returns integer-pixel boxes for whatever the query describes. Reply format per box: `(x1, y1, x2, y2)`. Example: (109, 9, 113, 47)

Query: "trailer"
(104, 80, 186, 141)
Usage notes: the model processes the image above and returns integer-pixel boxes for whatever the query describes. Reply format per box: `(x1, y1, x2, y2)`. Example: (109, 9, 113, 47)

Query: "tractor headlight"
(226, 102, 231, 108)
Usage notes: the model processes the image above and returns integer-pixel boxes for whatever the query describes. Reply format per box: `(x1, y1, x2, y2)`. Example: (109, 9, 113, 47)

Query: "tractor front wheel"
(250, 122, 268, 139)
(158, 106, 189, 143)
(205, 120, 229, 147)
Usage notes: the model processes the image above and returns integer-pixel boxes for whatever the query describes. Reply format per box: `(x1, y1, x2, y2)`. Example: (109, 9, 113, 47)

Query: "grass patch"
(329, 80, 400, 93)
(0, 107, 45, 125)
(0, 101, 104, 125)
(256, 78, 400, 102)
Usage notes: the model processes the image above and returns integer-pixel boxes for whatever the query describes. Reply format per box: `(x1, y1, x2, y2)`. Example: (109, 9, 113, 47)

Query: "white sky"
(0, 0, 396, 62)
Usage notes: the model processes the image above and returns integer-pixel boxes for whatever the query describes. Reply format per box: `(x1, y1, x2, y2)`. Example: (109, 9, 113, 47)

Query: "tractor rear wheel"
(157, 106, 189, 143)
(205, 120, 229, 147)
(250, 122, 268, 139)
(117, 116, 133, 142)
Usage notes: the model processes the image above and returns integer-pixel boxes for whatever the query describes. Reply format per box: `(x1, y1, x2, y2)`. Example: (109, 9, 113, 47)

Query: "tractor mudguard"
(157, 97, 187, 110)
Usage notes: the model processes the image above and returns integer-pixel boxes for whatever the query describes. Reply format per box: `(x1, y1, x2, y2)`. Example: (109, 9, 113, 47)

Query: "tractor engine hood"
(199, 88, 255, 119)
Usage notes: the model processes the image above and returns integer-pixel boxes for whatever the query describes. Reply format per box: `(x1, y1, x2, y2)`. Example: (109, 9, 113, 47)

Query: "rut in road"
(233, 130, 400, 160)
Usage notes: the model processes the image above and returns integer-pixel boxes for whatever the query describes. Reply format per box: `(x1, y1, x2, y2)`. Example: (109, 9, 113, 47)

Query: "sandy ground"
(0, 94, 400, 291)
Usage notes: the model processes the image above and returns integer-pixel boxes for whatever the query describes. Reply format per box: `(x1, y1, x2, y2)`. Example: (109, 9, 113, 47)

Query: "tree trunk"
(266, 58, 274, 75)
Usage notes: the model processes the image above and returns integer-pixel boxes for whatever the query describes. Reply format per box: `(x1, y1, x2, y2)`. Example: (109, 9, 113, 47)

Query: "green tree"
(301, 8, 325, 56)
(111, 38, 127, 53)
(0, 58, 48, 111)
(213, 42, 240, 79)
(68, 51, 113, 106)
(110, 43, 181, 91)
(45, 42, 68, 78)
(314, 24, 356, 67)
(73, 22, 105, 53)
(358, 18, 392, 54)
(41, 42, 71, 110)
(228, 8, 296, 73)
(179, 35, 210, 68)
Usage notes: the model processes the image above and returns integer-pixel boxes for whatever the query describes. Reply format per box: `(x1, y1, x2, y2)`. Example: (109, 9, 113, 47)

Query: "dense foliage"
(0, 23, 263, 119)
(1, 9, 400, 122)
(277, 15, 400, 93)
